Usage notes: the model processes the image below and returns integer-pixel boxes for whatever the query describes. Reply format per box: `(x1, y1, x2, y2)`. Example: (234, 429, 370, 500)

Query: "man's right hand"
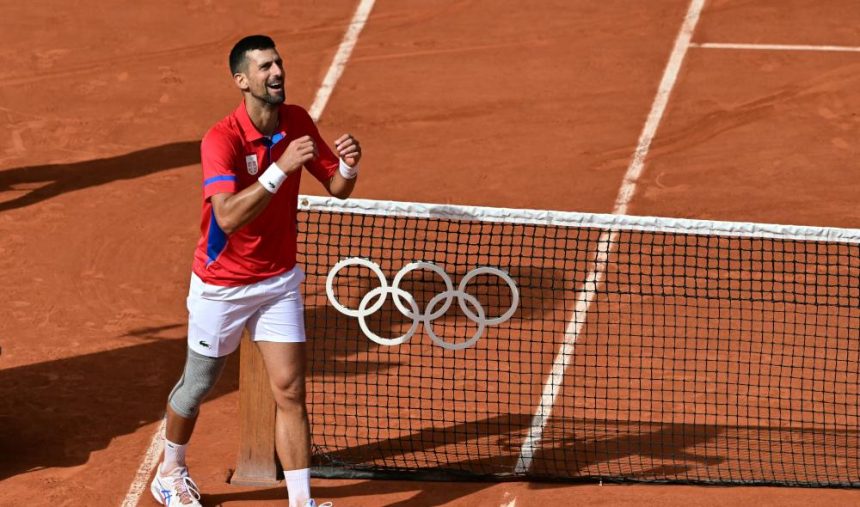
(277, 135, 317, 174)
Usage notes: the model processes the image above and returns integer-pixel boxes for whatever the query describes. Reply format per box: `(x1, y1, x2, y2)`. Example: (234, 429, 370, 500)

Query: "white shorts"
(186, 266, 307, 358)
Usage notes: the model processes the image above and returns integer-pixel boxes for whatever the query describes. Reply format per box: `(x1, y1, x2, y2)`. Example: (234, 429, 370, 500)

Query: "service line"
(120, 0, 376, 505)
(692, 42, 860, 53)
(514, 0, 707, 474)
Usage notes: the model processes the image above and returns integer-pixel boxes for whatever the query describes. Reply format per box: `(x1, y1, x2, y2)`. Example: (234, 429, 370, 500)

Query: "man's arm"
(323, 133, 362, 200)
(325, 170, 358, 200)
(212, 135, 317, 235)
(210, 186, 274, 235)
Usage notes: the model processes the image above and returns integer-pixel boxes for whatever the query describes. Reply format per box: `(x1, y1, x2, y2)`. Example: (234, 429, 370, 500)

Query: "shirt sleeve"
(292, 106, 338, 183)
(200, 129, 240, 199)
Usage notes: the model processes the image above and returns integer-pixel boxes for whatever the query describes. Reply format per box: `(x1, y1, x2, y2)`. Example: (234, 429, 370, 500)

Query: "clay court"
(3, 0, 860, 505)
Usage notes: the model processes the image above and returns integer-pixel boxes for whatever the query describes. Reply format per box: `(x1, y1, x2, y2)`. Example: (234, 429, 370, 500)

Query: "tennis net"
(297, 195, 860, 487)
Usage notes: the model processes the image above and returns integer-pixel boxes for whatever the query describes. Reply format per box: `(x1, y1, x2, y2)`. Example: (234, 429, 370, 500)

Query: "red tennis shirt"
(192, 101, 338, 286)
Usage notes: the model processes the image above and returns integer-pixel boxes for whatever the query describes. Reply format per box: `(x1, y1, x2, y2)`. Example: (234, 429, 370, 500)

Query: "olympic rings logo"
(325, 258, 519, 350)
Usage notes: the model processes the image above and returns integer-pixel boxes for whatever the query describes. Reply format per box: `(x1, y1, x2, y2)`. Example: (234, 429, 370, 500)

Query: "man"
(150, 35, 359, 507)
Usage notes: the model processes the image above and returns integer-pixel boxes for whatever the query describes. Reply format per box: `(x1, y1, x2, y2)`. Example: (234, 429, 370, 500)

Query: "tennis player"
(150, 35, 359, 507)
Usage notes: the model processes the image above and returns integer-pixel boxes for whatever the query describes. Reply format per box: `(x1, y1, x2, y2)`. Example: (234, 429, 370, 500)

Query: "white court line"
(692, 42, 860, 53)
(120, 419, 165, 507)
(513, 0, 706, 475)
(309, 0, 376, 122)
(120, 1, 376, 505)
(500, 491, 517, 507)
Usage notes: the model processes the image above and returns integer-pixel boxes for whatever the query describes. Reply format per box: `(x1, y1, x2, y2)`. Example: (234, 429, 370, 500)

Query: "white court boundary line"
(692, 42, 860, 53)
(309, 0, 375, 122)
(120, 418, 166, 507)
(120, 1, 376, 505)
(513, 0, 707, 475)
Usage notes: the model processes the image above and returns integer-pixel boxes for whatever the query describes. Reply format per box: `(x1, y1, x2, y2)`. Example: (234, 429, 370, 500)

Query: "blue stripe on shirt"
(204, 175, 237, 186)
(206, 208, 228, 265)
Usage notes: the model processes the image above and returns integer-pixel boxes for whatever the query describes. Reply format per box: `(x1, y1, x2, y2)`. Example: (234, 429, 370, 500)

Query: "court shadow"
(522, 419, 725, 481)
(0, 302, 402, 482)
(205, 479, 497, 507)
(0, 327, 241, 481)
(311, 414, 728, 486)
(0, 141, 199, 212)
(318, 412, 859, 486)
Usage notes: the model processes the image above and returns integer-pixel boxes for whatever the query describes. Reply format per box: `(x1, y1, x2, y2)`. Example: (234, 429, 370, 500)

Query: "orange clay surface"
(2, 0, 860, 506)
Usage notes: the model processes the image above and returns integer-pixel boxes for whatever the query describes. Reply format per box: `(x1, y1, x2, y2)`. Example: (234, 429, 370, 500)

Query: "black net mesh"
(298, 200, 860, 486)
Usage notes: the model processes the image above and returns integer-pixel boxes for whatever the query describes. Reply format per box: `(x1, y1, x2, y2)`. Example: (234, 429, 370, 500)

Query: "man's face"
(237, 48, 285, 105)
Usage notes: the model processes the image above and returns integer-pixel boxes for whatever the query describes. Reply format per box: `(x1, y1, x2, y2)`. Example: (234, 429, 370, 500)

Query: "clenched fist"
(334, 134, 361, 167)
(276, 135, 317, 174)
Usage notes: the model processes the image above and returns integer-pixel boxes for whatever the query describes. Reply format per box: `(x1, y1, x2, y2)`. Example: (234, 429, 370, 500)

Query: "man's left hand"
(335, 134, 361, 167)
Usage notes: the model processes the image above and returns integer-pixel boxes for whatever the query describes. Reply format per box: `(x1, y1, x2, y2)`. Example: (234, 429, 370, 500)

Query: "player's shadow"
(0, 307, 404, 482)
(0, 141, 199, 212)
(0, 332, 211, 480)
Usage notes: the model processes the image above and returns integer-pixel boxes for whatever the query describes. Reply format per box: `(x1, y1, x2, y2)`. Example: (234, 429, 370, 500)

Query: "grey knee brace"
(167, 348, 227, 418)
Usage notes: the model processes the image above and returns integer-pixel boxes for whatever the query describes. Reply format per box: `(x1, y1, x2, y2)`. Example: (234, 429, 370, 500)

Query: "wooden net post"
(231, 333, 281, 486)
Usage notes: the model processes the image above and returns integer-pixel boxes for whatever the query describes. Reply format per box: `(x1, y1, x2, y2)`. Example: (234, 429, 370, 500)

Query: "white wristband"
(338, 158, 359, 180)
(258, 163, 288, 193)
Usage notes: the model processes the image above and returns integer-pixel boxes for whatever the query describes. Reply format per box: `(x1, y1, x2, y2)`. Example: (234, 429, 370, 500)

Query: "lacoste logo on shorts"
(245, 154, 259, 175)
(198, 340, 210, 348)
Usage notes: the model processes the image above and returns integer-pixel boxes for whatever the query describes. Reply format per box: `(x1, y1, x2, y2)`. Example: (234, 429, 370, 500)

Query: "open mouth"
(267, 82, 284, 92)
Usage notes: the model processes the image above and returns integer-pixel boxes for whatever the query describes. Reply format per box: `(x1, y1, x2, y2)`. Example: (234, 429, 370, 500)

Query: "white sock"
(284, 467, 311, 507)
(161, 439, 188, 473)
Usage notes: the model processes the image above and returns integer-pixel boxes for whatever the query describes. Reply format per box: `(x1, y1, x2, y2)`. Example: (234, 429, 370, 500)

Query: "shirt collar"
(234, 101, 285, 144)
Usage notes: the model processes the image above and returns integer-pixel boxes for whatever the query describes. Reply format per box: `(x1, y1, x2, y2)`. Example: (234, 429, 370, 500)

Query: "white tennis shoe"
(305, 500, 333, 507)
(150, 465, 203, 506)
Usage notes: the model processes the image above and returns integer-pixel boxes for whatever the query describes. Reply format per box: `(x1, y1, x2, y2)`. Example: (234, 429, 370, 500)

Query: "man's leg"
(162, 405, 197, 472)
(163, 271, 252, 470)
(255, 340, 312, 506)
(151, 348, 228, 506)
(165, 405, 198, 445)
(162, 348, 228, 465)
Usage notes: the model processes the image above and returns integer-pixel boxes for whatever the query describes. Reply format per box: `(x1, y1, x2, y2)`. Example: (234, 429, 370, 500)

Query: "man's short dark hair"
(229, 35, 276, 74)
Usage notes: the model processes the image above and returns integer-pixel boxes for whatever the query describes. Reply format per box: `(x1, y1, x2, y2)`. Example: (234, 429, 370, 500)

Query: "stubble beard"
(250, 81, 285, 106)
(253, 90, 285, 106)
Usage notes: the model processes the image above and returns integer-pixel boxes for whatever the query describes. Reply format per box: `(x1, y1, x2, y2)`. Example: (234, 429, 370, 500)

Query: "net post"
(231, 333, 281, 486)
